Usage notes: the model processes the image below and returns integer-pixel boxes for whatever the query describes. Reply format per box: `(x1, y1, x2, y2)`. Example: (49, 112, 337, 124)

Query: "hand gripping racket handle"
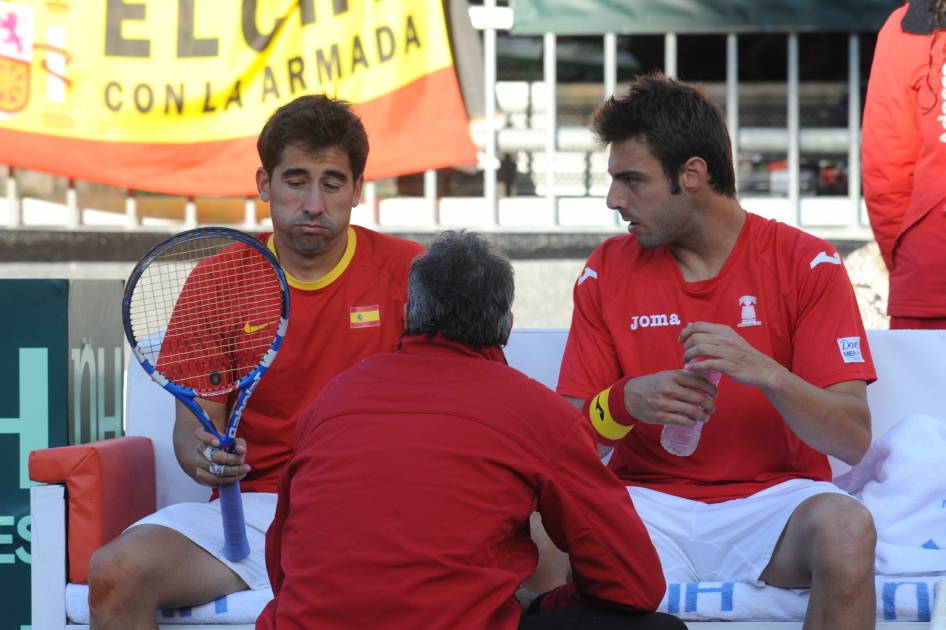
(219, 482, 251, 561)
(176, 397, 250, 561)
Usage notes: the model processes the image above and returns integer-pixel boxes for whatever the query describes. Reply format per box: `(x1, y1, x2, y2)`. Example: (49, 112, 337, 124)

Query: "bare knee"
(88, 536, 151, 616)
(806, 495, 876, 581)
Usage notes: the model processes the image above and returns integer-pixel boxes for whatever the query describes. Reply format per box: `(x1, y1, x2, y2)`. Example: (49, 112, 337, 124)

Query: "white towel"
(836, 414, 946, 575)
(66, 583, 272, 625)
(657, 577, 942, 622)
(66, 576, 941, 624)
(658, 580, 807, 621)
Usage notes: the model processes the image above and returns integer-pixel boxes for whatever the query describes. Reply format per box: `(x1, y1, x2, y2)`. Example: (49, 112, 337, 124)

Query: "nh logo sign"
(0, 349, 48, 489)
(72, 345, 122, 443)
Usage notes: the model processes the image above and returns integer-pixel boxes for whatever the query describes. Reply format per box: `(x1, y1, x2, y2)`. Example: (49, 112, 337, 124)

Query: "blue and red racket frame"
(121, 227, 290, 561)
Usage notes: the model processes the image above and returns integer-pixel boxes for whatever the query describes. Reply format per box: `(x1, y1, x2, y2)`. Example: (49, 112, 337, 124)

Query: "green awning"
(509, 0, 905, 36)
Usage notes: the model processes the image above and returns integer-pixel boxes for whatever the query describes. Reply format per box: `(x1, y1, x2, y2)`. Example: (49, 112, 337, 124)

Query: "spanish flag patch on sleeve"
(350, 305, 381, 329)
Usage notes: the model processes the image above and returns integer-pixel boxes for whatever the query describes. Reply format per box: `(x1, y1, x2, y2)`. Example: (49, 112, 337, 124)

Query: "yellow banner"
(0, 0, 453, 143)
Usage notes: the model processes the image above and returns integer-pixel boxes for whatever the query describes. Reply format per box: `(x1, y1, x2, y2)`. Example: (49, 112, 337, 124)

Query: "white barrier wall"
(127, 329, 946, 506)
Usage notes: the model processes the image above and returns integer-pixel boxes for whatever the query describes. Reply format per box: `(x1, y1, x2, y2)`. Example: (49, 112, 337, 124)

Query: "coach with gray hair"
(258, 230, 681, 630)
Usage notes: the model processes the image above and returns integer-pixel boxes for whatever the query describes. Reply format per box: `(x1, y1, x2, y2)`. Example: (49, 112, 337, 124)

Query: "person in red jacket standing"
(863, 0, 946, 329)
(258, 231, 682, 630)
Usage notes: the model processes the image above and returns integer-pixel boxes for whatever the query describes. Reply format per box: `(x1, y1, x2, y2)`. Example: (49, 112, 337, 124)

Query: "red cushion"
(29, 437, 156, 584)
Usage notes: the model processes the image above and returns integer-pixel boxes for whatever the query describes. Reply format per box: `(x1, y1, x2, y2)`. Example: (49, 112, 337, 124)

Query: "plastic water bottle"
(660, 357, 721, 457)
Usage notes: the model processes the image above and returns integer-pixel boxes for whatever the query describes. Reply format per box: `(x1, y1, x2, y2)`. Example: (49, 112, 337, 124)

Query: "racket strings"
(128, 236, 285, 396)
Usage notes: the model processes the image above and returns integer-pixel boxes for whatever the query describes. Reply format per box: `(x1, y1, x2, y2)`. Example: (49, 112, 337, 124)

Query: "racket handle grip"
(219, 482, 251, 562)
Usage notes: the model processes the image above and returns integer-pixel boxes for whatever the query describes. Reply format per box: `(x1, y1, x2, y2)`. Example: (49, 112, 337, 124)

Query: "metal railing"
(1, 24, 873, 241)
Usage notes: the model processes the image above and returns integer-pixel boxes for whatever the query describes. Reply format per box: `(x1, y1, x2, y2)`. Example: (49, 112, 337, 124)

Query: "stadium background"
(0, 0, 905, 626)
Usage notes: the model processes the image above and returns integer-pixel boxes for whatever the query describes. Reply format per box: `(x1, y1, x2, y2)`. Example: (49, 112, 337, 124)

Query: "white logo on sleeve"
(578, 267, 598, 285)
(837, 337, 865, 363)
(810, 252, 841, 269)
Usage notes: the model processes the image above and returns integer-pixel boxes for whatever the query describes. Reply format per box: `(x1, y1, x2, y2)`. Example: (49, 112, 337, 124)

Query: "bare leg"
(523, 512, 571, 594)
(759, 493, 876, 630)
(88, 524, 249, 630)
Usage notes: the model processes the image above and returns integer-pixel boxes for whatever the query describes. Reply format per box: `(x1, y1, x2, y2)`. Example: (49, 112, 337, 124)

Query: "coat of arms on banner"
(0, 1, 34, 114)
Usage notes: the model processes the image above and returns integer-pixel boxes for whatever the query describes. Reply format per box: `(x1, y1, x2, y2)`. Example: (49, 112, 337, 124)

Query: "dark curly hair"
(922, 0, 946, 111)
(590, 73, 736, 197)
(405, 231, 514, 348)
(257, 94, 369, 180)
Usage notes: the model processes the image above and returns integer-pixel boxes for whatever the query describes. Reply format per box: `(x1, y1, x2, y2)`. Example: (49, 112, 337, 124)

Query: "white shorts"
(128, 492, 278, 591)
(628, 479, 855, 585)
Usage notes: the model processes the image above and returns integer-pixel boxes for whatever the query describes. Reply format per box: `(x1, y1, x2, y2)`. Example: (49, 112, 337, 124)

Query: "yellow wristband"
(588, 385, 634, 443)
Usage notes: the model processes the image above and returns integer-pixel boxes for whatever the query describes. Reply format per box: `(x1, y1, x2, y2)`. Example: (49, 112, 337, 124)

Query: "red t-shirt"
(161, 226, 424, 494)
(258, 335, 664, 630)
(557, 213, 877, 503)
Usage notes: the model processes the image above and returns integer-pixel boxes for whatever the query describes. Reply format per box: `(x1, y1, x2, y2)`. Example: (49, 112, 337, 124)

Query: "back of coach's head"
(591, 72, 736, 197)
(405, 231, 514, 348)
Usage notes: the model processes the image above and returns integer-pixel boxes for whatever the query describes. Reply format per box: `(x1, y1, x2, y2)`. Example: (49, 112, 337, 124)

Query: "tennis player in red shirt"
(87, 95, 423, 629)
(259, 230, 683, 630)
(556, 75, 878, 630)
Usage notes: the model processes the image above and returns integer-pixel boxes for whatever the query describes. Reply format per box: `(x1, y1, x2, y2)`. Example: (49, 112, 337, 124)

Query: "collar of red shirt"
(396, 332, 508, 365)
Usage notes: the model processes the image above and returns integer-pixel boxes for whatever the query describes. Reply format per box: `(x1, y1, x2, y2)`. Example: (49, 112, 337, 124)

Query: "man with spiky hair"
(260, 230, 683, 630)
(557, 74, 878, 630)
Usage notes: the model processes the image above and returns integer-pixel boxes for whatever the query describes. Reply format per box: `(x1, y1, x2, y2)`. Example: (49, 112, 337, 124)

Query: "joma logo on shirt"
(630, 313, 681, 330)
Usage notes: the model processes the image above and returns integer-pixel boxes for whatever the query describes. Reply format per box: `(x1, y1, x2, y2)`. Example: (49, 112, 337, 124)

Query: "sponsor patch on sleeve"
(837, 337, 865, 363)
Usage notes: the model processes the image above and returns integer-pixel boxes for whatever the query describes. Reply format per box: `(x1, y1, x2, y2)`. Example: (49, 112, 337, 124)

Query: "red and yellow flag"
(350, 305, 380, 328)
(0, 0, 477, 196)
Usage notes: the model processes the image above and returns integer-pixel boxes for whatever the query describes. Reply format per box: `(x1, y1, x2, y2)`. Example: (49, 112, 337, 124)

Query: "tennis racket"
(122, 227, 290, 561)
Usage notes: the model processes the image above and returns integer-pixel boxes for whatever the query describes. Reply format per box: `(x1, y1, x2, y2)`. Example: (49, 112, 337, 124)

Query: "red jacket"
(863, 3, 946, 316)
(257, 334, 664, 630)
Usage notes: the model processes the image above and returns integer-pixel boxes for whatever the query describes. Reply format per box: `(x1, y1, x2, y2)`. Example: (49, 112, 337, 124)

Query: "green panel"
(0, 280, 70, 629)
(510, 0, 905, 35)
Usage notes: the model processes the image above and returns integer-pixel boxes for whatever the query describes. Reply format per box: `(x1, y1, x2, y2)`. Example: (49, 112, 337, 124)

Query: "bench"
(31, 329, 946, 628)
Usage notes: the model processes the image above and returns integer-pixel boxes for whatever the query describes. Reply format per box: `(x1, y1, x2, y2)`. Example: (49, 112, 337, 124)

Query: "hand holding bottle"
(660, 357, 721, 457)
